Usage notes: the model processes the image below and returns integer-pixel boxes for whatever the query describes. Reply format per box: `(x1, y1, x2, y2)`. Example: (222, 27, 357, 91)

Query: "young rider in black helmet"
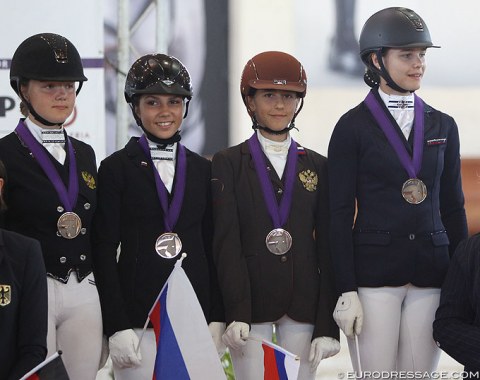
(328, 7, 467, 373)
(92, 53, 224, 379)
(0, 33, 103, 380)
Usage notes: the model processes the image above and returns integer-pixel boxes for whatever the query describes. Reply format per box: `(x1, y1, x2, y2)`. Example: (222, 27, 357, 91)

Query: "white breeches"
(230, 314, 315, 380)
(348, 285, 441, 375)
(47, 273, 103, 380)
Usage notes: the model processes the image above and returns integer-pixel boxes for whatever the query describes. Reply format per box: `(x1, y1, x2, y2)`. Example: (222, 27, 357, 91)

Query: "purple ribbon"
(364, 91, 425, 178)
(15, 120, 78, 211)
(138, 135, 186, 232)
(247, 133, 297, 228)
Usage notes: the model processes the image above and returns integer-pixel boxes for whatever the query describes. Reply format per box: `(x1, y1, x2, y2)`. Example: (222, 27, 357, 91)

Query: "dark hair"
(0, 160, 6, 211)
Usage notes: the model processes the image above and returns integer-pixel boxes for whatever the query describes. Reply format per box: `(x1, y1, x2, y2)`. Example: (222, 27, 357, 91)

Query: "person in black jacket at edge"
(0, 159, 48, 380)
(434, 234, 480, 377)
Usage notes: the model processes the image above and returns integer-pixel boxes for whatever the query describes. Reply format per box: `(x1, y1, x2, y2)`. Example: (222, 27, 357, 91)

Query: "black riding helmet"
(10, 33, 87, 126)
(359, 7, 439, 92)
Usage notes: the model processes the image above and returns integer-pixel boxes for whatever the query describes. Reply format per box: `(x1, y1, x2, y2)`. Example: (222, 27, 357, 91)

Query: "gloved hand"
(308, 336, 341, 372)
(222, 321, 249, 350)
(209, 322, 227, 357)
(333, 291, 363, 338)
(109, 329, 142, 369)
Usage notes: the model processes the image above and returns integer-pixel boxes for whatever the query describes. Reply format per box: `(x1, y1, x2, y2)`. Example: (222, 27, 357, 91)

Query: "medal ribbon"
(247, 133, 297, 228)
(364, 90, 424, 178)
(139, 135, 186, 232)
(15, 120, 78, 211)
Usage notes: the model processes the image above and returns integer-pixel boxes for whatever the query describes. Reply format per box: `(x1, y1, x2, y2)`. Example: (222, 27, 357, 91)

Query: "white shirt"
(378, 88, 415, 140)
(24, 118, 66, 164)
(257, 130, 291, 179)
(148, 139, 176, 193)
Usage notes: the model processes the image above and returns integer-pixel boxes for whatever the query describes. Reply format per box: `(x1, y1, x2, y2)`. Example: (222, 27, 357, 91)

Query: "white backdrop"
(0, 0, 106, 161)
(229, 0, 480, 158)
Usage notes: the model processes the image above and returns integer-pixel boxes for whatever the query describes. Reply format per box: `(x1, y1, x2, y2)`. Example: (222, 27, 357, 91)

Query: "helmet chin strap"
(251, 115, 298, 136)
(375, 51, 412, 94)
(249, 97, 303, 135)
(27, 102, 64, 127)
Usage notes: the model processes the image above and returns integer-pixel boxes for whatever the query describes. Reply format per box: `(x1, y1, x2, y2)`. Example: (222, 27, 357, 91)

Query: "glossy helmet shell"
(10, 33, 87, 95)
(124, 54, 193, 103)
(240, 51, 307, 115)
(359, 7, 439, 65)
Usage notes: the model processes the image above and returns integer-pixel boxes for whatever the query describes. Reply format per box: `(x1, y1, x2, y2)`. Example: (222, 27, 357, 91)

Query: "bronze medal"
(155, 232, 182, 259)
(402, 178, 427, 204)
(57, 212, 82, 239)
(265, 228, 292, 255)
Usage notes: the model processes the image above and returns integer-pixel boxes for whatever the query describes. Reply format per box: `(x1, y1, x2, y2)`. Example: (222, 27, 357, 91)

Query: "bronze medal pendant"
(155, 232, 182, 259)
(402, 178, 427, 204)
(57, 212, 82, 239)
(266, 228, 292, 255)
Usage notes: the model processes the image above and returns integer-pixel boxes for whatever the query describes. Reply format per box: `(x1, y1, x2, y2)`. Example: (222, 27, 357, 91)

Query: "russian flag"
(262, 340, 300, 380)
(148, 254, 225, 380)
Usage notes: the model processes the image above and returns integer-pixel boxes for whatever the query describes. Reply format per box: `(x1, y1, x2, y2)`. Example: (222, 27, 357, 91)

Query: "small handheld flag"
(20, 351, 69, 380)
(145, 253, 225, 380)
(262, 339, 300, 380)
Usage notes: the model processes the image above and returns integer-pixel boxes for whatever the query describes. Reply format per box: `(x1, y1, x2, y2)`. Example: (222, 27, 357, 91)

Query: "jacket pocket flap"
(431, 231, 449, 247)
(353, 231, 391, 246)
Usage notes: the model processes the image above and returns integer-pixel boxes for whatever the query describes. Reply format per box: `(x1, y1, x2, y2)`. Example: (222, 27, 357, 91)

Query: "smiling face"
(135, 94, 185, 140)
(373, 48, 427, 95)
(21, 80, 76, 126)
(247, 89, 299, 141)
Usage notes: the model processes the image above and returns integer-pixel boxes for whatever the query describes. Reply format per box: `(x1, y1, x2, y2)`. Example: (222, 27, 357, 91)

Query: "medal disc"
(155, 232, 182, 259)
(402, 178, 427, 204)
(265, 228, 292, 255)
(57, 212, 82, 239)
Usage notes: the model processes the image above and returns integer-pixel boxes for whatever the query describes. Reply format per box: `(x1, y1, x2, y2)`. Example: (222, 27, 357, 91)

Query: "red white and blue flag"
(147, 254, 225, 380)
(262, 340, 300, 380)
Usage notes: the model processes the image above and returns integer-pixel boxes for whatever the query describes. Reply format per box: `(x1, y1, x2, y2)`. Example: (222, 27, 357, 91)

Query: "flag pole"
(19, 351, 62, 380)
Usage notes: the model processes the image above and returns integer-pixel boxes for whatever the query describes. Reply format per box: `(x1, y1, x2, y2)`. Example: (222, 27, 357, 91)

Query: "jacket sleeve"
(9, 238, 47, 380)
(433, 235, 480, 369)
(92, 158, 131, 337)
(211, 150, 252, 325)
(328, 113, 359, 294)
(439, 116, 468, 256)
(313, 156, 340, 340)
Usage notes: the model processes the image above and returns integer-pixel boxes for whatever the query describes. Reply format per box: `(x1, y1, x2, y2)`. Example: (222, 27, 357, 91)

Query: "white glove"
(333, 291, 363, 338)
(209, 322, 227, 357)
(222, 321, 249, 350)
(308, 337, 341, 372)
(109, 329, 142, 369)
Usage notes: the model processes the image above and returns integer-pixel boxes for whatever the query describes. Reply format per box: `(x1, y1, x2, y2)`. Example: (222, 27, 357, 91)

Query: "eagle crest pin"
(0, 285, 11, 307)
(299, 170, 318, 192)
(82, 171, 96, 190)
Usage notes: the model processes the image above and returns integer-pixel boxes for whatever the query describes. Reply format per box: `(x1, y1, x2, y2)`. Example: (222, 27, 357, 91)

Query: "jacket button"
(409, 233, 415, 240)
(57, 206, 64, 213)
(80, 255, 86, 261)
(84, 203, 91, 210)
(81, 228, 87, 235)
(280, 256, 287, 263)
(60, 257, 67, 264)
(277, 188, 283, 194)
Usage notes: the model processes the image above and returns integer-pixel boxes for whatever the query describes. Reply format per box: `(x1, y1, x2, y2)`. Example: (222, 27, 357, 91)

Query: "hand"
(222, 321, 249, 350)
(109, 329, 142, 369)
(209, 322, 227, 357)
(333, 291, 363, 338)
(308, 337, 341, 372)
